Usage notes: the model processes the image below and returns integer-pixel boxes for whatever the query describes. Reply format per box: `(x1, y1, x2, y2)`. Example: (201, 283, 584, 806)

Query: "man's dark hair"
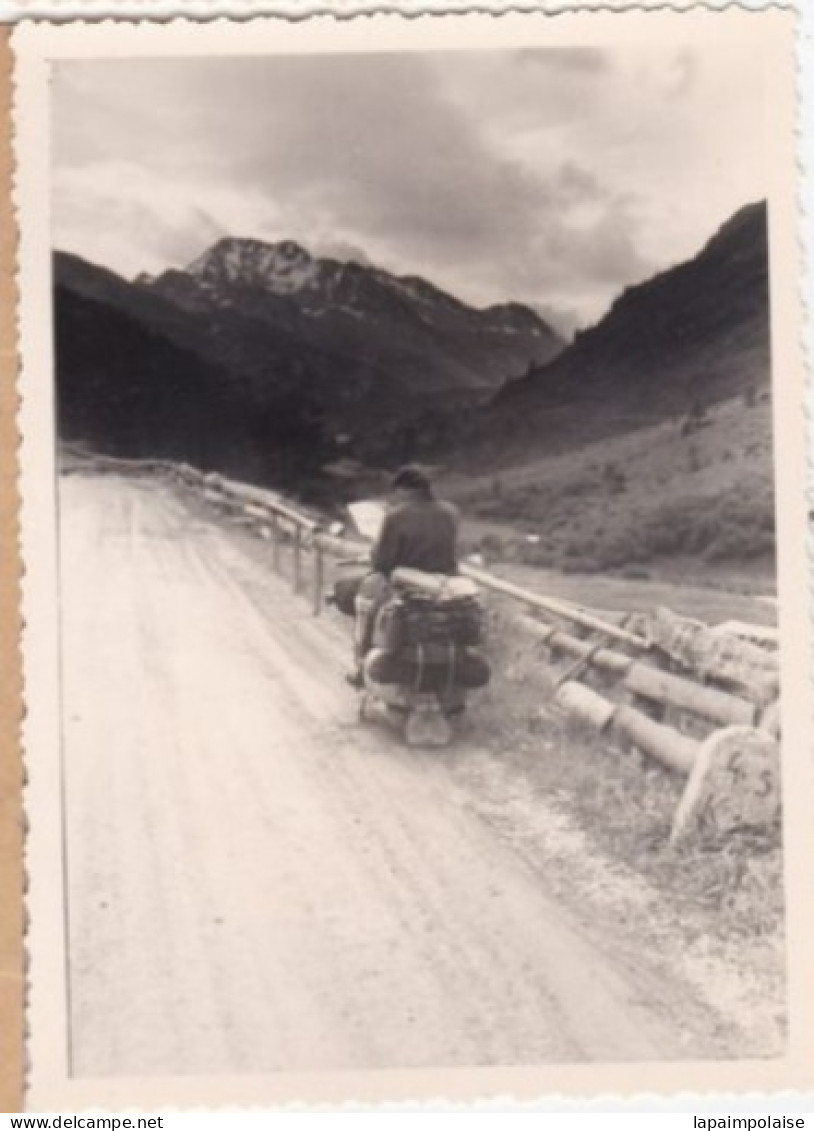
(391, 465, 432, 498)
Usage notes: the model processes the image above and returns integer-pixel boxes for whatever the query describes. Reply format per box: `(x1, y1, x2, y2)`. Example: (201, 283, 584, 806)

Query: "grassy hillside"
(442, 393, 775, 581)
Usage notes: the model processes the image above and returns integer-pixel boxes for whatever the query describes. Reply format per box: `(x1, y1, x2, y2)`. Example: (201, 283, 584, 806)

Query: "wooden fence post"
(293, 525, 303, 594)
(271, 514, 280, 572)
(312, 545, 324, 616)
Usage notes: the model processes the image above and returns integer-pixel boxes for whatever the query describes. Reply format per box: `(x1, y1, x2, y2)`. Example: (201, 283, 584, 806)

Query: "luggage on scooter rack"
(402, 599, 483, 647)
(364, 644, 491, 693)
(389, 568, 484, 648)
(367, 572, 484, 657)
(371, 600, 472, 663)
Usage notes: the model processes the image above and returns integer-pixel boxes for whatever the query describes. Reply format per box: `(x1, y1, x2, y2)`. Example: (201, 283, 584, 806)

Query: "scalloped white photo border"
(11, 5, 814, 1111)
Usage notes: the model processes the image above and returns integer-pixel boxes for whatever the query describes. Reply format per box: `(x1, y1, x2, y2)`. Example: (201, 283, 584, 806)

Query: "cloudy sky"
(52, 44, 766, 331)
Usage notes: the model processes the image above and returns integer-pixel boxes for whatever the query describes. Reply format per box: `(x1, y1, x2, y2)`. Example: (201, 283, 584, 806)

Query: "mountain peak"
(482, 301, 551, 335)
(699, 200, 767, 266)
(186, 237, 318, 295)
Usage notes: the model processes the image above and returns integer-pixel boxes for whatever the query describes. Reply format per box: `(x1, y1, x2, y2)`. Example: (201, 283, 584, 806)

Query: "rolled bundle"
(364, 648, 402, 685)
(391, 568, 479, 602)
(364, 646, 490, 691)
(388, 569, 483, 648)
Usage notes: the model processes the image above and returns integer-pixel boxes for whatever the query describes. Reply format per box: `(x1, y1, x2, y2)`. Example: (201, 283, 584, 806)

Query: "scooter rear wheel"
(405, 706, 453, 748)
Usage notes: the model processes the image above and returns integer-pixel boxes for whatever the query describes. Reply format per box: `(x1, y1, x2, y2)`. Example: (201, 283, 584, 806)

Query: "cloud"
(53, 161, 275, 276)
(51, 43, 767, 326)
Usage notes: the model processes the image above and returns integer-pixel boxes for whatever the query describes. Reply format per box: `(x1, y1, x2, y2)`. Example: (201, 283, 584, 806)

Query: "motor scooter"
(330, 560, 490, 748)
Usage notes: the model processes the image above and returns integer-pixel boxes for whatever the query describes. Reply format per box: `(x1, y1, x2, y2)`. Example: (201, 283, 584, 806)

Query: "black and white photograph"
(12, 8, 814, 1109)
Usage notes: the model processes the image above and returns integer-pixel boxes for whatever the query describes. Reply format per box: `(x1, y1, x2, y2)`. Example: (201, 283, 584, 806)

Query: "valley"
(53, 202, 775, 589)
(55, 238, 562, 478)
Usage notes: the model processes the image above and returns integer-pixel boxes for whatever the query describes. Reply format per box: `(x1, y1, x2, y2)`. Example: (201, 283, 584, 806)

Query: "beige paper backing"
(7, 7, 814, 1111)
(0, 23, 24, 1118)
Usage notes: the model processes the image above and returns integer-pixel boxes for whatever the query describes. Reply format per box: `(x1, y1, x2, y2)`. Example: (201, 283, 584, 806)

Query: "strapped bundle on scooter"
(364, 644, 490, 692)
(390, 568, 483, 648)
(367, 568, 490, 694)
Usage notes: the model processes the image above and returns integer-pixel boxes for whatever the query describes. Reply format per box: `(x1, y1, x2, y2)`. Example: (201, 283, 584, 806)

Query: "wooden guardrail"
(191, 470, 329, 614)
(460, 563, 649, 649)
(513, 603, 779, 842)
(70, 453, 781, 844)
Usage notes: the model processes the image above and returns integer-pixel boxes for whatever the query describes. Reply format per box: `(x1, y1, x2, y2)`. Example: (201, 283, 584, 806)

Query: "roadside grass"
(471, 598, 784, 943)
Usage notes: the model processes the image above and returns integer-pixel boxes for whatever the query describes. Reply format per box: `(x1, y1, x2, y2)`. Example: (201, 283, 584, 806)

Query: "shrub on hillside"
(598, 527, 652, 568)
(620, 565, 652, 581)
(517, 541, 558, 569)
(702, 523, 775, 563)
(479, 533, 506, 562)
(603, 482, 776, 567)
(560, 555, 602, 575)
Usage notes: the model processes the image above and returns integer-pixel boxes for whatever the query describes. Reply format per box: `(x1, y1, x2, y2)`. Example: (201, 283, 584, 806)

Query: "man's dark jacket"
(371, 494, 459, 577)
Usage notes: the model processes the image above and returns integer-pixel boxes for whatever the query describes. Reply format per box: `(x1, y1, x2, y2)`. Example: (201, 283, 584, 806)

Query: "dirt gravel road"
(59, 472, 744, 1076)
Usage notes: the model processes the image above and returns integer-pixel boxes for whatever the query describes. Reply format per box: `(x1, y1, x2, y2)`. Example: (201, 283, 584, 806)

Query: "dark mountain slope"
(55, 282, 335, 483)
(55, 243, 564, 471)
(150, 238, 564, 397)
(439, 203, 775, 576)
(462, 202, 770, 467)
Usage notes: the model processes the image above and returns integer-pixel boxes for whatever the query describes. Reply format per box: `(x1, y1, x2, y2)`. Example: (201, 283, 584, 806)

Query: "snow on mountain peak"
(186, 238, 321, 296)
(173, 235, 563, 356)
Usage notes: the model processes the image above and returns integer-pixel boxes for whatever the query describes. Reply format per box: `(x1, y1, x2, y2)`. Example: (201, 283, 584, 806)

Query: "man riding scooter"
(347, 465, 459, 688)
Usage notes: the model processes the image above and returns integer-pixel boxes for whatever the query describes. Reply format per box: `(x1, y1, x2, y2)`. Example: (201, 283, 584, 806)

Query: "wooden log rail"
(517, 615, 757, 729)
(519, 612, 780, 841)
(172, 471, 330, 614)
(624, 662, 756, 728)
(462, 563, 649, 650)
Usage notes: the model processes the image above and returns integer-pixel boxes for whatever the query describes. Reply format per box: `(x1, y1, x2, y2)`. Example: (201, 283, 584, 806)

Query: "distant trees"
(54, 283, 339, 487)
